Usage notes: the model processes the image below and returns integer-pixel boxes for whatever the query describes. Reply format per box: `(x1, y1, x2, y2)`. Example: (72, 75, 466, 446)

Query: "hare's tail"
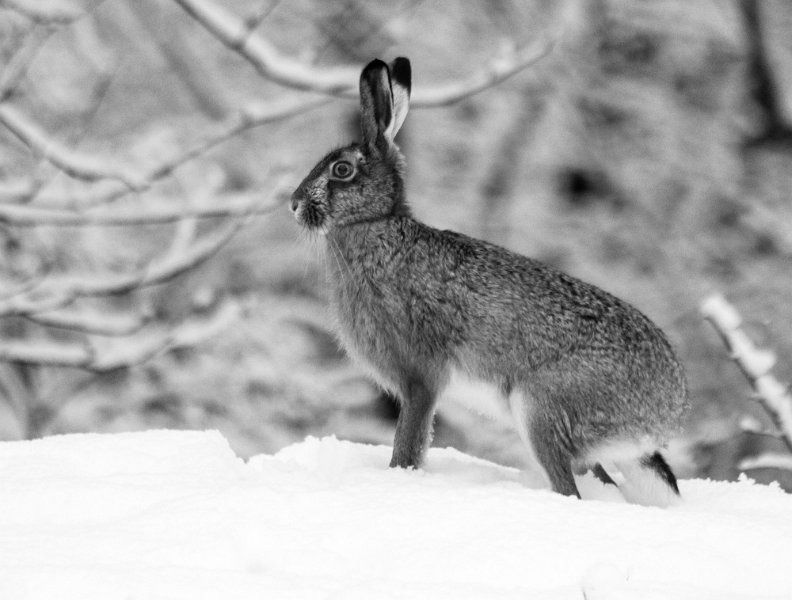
(592, 451, 680, 507)
(619, 452, 680, 505)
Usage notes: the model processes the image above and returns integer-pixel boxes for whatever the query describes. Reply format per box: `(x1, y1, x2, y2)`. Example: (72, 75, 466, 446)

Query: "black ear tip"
(390, 57, 411, 90)
(362, 58, 388, 77)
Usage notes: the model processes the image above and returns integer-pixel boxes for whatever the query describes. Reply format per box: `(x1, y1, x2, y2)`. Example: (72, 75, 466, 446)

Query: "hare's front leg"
(390, 378, 438, 469)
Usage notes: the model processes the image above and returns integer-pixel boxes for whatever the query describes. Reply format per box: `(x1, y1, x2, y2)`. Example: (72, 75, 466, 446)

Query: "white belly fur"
(440, 369, 548, 485)
(439, 368, 514, 426)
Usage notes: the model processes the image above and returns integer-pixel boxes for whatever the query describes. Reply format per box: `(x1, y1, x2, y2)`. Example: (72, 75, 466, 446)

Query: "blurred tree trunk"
(738, 0, 792, 243)
(739, 0, 792, 149)
(477, 83, 543, 243)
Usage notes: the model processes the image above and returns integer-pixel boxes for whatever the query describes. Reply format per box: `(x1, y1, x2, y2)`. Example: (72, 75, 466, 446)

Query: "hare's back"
(425, 227, 688, 431)
(425, 226, 683, 376)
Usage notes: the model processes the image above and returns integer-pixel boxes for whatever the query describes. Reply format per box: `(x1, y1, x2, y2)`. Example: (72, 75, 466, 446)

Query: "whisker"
(327, 237, 347, 279)
(328, 232, 353, 278)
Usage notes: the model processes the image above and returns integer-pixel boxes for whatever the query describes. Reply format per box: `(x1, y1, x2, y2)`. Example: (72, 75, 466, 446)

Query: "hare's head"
(290, 58, 411, 232)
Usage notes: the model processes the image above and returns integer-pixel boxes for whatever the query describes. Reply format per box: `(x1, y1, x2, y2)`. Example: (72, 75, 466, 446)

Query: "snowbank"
(0, 430, 790, 599)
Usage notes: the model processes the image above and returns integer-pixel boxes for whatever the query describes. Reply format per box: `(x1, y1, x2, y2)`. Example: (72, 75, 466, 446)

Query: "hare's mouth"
(294, 201, 328, 231)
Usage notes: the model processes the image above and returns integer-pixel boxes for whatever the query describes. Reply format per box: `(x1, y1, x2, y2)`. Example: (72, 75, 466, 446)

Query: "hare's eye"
(330, 160, 355, 180)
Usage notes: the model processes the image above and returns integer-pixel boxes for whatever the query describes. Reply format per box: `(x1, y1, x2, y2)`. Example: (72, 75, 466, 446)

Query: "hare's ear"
(359, 59, 393, 153)
(386, 57, 411, 141)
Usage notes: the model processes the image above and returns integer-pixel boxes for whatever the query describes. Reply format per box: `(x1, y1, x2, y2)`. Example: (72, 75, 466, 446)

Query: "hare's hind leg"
(615, 451, 680, 507)
(591, 463, 617, 486)
(531, 431, 579, 497)
(390, 376, 440, 469)
(571, 461, 629, 502)
(528, 416, 580, 498)
(510, 390, 580, 497)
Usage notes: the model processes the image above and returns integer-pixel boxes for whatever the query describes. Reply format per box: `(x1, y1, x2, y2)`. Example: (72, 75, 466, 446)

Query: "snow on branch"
(739, 453, 792, 472)
(739, 415, 784, 441)
(172, 0, 555, 107)
(701, 293, 792, 461)
(0, 299, 239, 371)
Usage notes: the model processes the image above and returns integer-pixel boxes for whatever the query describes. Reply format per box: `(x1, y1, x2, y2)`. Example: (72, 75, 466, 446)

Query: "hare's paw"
(389, 379, 438, 469)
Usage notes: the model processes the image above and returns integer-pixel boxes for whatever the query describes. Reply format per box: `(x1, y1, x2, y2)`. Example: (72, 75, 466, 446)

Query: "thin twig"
(0, 179, 42, 202)
(173, 0, 357, 94)
(0, 23, 57, 101)
(242, 0, 282, 35)
(5, 95, 328, 208)
(409, 40, 556, 107)
(23, 306, 152, 336)
(172, 0, 555, 107)
(0, 0, 83, 24)
(0, 190, 284, 226)
(125, 98, 329, 194)
(0, 103, 146, 189)
(0, 213, 255, 316)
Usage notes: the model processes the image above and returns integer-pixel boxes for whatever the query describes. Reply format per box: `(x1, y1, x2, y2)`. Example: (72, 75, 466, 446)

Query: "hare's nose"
(289, 190, 301, 213)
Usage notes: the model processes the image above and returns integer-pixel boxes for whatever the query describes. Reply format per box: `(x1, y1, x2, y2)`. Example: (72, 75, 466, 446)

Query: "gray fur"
(290, 58, 690, 501)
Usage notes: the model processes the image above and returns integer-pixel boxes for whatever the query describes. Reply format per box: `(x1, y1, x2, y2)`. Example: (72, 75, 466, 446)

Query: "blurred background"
(1, 0, 791, 489)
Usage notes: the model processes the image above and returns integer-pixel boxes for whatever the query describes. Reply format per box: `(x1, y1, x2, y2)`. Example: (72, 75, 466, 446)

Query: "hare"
(290, 57, 689, 506)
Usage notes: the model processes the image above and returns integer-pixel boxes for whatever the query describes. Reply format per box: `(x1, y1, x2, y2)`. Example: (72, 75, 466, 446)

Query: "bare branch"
(242, 0, 281, 34)
(409, 40, 556, 107)
(740, 453, 792, 471)
(0, 103, 145, 189)
(0, 212, 255, 316)
(128, 97, 330, 194)
(0, 24, 57, 101)
(701, 293, 792, 453)
(0, 273, 47, 303)
(172, 0, 555, 107)
(73, 11, 116, 77)
(740, 415, 784, 440)
(0, 179, 41, 202)
(0, 339, 90, 367)
(23, 306, 152, 336)
(0, 300, 240, 370)
(173, 0, 357, 94)
(0, 0, 83, 24)
(0, 190, 284, 226)
(11, 95, 328, 208)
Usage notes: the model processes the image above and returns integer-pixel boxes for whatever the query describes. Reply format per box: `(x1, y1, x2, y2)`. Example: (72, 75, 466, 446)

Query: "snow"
(0, 431, 790, 599)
